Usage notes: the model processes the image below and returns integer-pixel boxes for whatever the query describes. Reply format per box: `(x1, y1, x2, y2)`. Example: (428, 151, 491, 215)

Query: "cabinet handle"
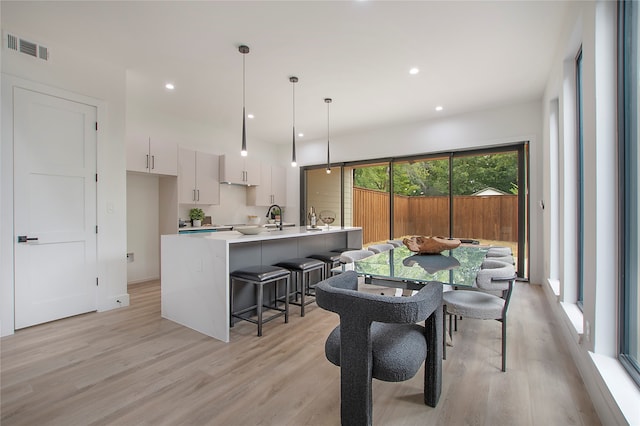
(193, 189, 196, 201)
(146, 154, 149, 169)
(151, 155, 155, 170)
(17, 235, 38, 243)
(197, 189, 200, 201)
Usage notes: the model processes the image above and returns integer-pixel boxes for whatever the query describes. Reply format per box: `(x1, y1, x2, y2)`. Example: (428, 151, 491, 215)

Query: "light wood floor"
(1, 281, 601, 425)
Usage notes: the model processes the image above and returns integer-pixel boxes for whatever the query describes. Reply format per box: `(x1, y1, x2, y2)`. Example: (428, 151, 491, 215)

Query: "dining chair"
(366, 243, 395, 254)
(486, 246, 513, 257)
(487, 254, 515, 266)
(442, 260, 516, 371)
(339, 249, 375, 264)
(386, 239, 403, 247)
(315, 271, 443, 425)
(338, 249, 398, 296)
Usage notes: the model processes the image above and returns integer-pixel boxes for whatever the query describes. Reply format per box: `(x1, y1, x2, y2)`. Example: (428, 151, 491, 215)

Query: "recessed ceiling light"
(247, 113, 254, 119)
(165, 83, 175, 90)
(298, 133, 304, 137)
(409, 68, 419, 75)
(435, 106, 443, 111)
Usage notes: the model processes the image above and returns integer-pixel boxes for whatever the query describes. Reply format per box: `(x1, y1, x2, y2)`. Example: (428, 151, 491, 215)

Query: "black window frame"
(619, 0, 640, 387)
(576, 47, 585, 310)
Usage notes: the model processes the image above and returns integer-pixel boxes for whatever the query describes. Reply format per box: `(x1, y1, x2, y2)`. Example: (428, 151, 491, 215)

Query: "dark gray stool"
(309, 251, 342, 277)
(274, 257, 325, 316)
(230, 265, 291, 336)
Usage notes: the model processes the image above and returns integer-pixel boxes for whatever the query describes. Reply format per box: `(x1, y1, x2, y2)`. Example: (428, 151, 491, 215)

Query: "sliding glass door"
(392, 156, 450, 240)
(303, 143, 528, 277)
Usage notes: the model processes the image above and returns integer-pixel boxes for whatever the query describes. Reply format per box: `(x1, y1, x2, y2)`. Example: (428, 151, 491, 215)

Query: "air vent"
(7, 33, 17, 51)
(38, 45, 49, 60)
(20, 39, 37, 57)
(5, 33, 49, 61)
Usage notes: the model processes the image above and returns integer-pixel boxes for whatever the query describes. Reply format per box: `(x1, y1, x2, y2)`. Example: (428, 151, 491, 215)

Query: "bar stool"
(308, 251, 342, 277)
(274, 257, 325, 316)
(230, 265, 291, 337)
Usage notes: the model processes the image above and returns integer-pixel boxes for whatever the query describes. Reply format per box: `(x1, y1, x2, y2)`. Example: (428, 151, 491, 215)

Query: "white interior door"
(13, 87, 97, 329)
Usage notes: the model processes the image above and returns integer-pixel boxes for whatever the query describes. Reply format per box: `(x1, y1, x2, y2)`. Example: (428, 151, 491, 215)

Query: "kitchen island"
(161, 226, 362, 342)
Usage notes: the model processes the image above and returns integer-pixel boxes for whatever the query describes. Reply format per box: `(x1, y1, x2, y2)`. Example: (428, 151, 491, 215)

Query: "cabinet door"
(219, 155, 245, 185)
(247, 163, 272, 206)
(178, 147, 197, 204)
(126, 135, 151, 173)
(270, 165, 287, 205)
(195, 151, 220, 205)
(149, 137, 178, 176)
(244, 158, 261, 186)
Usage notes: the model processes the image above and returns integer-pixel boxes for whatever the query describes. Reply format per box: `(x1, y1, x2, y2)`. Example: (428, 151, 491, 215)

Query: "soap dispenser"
(308, 206, 317, 228)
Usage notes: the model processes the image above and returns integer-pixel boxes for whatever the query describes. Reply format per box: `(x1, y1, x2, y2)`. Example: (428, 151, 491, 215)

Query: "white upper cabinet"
(178, 147, 220, 205)
(247, 164, 286, 206)
(127, 135, 178, 176)
(219, 154, 260, 186)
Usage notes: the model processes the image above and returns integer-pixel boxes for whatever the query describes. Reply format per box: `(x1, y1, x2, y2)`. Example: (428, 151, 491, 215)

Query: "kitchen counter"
(178, 225, 233, 233)
(178, 223, 296, 234)
(161, 226, 362, 342)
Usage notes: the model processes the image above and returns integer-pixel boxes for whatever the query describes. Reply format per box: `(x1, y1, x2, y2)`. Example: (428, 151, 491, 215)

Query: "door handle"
(17, 236, 38, 243)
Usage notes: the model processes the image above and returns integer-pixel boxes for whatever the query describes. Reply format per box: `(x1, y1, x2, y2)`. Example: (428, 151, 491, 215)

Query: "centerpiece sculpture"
(403, 236, 461, 254)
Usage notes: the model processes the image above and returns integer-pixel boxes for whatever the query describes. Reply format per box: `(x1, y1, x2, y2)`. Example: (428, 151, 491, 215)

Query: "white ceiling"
(2, 1, 569, 145)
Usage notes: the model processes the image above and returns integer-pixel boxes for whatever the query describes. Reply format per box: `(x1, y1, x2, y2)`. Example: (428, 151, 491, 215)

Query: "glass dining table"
(337, 244, 489, 289)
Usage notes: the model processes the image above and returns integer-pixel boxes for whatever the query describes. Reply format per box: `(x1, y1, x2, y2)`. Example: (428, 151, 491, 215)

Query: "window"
(576, 47, 585, 310)
(619, 0, 640, 386)
(303, 144, 529, 278)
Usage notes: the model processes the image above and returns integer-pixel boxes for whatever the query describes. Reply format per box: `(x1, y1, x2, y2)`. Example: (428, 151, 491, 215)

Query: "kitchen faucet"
(266, 204, 283, 230)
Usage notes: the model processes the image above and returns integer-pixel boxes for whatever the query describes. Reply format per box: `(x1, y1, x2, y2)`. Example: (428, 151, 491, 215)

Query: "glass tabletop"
(349, 245, 489, 288)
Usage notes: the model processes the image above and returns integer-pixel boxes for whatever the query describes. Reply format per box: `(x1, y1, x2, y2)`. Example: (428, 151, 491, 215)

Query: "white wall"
(1, 30, 128, 336)
(541, 1, 638, 424)
(126, 173, 161, 283)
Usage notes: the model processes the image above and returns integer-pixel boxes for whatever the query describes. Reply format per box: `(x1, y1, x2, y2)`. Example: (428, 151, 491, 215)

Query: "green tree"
(353, 152, 518, 197)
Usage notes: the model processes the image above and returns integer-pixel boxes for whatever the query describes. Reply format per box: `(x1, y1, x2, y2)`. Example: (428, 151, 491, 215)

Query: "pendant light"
(239, 45, 250, 156)
(290, 76, 298, 167)
(324, 98, 332, 174)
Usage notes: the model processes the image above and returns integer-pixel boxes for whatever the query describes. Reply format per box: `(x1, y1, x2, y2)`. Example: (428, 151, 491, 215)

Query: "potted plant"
(189, 208, 205, 227)
(270, 206, 281, 222)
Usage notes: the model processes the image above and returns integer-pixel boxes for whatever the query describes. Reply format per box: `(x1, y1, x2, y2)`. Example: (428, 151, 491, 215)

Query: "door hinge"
(96, 277, 99, 286)
(95, 225, 98, 234)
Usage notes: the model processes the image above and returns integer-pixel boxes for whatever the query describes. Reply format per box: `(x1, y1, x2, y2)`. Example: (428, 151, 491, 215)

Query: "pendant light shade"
(290, 76, 298, 167)
(239, 45, 250, 156)
(324, 98, 332, 174)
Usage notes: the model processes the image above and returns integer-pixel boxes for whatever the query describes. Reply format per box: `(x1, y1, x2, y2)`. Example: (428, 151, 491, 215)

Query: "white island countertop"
(161, 226, 362, 342)
(181, 226, 360, 243)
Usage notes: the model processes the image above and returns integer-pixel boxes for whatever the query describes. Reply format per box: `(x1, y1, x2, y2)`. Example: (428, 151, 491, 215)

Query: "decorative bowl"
(403, 236, 461, 254)
(235, 225, 266, 235)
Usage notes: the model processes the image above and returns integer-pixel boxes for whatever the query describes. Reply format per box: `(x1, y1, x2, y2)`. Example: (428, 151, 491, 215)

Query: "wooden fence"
(353, 187, 518, 245)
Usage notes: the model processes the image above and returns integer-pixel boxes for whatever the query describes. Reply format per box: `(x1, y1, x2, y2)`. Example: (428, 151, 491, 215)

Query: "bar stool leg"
(300, 271, 306, 317)
(284, 276, 290, 323)
(257, 280, 264, 337)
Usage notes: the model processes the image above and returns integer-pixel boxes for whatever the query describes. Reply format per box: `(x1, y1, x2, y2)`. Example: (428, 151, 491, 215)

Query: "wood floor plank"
(1, 280, 601, 425)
